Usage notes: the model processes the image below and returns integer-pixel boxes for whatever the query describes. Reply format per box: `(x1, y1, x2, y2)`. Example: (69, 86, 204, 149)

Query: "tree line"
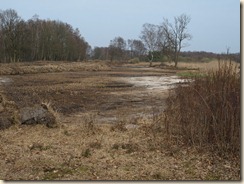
(1, 9, 239, 65)
(0, 9, 192, 66)
(91, 15, 240, 65)
(0, 9, 89, 62)
(93, 14, 192, 67)
(92, 37, 147, 62)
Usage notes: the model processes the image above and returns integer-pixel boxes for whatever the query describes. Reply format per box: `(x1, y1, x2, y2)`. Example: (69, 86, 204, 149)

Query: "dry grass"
(0, 112, 240, 180)
(0, 93, 19, 129)
(164, 61, 240, 154)
(0, 61, 110, 75)
(172, 60, 240, 73)
(153, 59, 240, 77)
(40, 101, 60, 128)
(0, 60, 241, 180)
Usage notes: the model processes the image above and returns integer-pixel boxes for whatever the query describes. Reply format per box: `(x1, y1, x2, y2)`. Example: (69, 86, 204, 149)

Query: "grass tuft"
(41, 101, 60, 128)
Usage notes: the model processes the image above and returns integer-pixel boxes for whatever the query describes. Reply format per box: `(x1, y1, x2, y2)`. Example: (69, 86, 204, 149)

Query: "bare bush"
(164, 61, 240, 154)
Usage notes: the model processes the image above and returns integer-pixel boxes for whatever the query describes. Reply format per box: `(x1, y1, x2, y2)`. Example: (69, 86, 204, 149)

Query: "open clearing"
(0, 62, 186, 124)
(0, 61, 240, 180)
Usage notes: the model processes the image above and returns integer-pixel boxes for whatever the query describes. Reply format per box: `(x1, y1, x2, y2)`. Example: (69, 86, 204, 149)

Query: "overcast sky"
(1, 0, 240, 53)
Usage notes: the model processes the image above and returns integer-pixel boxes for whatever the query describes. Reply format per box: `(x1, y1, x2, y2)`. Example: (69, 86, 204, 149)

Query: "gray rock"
(19, 105, 57, 128)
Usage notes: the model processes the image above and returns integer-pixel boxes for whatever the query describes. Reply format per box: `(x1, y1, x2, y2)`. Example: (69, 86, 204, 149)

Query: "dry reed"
(164, 61, 240, 154)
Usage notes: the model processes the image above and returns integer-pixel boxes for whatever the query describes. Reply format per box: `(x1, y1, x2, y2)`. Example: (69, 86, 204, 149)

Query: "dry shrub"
(164, 61, 240, 154)
(41, 101, 60, 128)
(128, 57, 140, 64)
(81, 113, 100, 135)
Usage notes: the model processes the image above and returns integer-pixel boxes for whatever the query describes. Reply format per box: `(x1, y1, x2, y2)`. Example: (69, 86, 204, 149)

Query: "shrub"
(128, 57, 140, 64)
(164, 61, 240, 154)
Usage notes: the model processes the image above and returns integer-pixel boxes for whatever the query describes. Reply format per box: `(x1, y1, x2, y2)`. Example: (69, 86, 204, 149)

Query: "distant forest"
(179, 51, 240, 63)
(0, 9, 240, 63)
(0, 9, 89, 62)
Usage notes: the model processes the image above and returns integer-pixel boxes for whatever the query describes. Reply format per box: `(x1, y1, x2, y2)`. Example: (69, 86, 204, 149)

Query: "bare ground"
(0, 61, 240, 180)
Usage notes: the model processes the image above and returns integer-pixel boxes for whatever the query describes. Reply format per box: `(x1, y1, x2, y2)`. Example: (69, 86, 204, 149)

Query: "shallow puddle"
(124, 76, 189, 90)
(0, 77, 12, 85)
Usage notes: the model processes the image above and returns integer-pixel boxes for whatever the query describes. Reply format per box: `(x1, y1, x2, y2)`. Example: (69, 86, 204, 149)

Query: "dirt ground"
(0, 60, 240, 180)
(0, 62, 181, 124)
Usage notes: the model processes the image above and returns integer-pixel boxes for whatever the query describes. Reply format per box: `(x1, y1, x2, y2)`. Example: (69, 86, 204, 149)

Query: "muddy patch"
(124, 76, 190, 90)
(105, 82, 134, 88)
(0, 77, 12, 85)
(0, 65, 185, 126)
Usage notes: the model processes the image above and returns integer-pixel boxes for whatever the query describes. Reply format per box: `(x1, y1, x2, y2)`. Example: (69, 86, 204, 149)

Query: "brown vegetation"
(0, 113, 240, 180)
(0, 60, 240, 180)
(164, 61, 240, 154)
(0, 61, 110, 75)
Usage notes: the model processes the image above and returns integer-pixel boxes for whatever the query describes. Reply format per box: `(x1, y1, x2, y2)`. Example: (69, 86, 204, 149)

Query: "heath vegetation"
(0, 8, 240, 181)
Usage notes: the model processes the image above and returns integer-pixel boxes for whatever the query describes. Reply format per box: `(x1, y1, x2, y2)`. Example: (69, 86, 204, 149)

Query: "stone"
(19, 105, 57, 128)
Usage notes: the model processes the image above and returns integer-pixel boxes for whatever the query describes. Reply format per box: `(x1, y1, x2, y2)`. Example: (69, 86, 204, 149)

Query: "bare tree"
(92, 47, 109, 60)
(0, 9, 21, 62)
(127, 39, 146, 59)
(225, 46, 232, 62)
(162, 14, 192, 67)
(108, 36, 126, 61)
(140, 23, 159, 66)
